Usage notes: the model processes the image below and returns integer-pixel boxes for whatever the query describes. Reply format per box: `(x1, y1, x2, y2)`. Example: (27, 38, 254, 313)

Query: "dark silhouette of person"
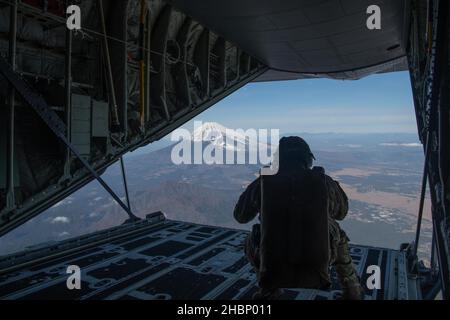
(234, 136, 362, 300)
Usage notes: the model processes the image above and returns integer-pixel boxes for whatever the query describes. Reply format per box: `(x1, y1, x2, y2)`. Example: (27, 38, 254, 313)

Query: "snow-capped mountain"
(190, 122, 272, 152)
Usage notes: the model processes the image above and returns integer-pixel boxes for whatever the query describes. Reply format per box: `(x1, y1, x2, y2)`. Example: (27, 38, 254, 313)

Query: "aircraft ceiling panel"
(169, 0, 410, 80)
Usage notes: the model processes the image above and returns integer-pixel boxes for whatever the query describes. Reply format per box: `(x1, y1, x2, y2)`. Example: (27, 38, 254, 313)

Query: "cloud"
(51, 196, 74, 208)
(51, 216, 70, 224)
(89, 212, 100, 218)
(338, 144, 362, 148)
(379, 143, 421, 147)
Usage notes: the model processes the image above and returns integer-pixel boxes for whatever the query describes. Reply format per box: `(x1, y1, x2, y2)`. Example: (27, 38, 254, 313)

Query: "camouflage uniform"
(234, 172, 361, 299)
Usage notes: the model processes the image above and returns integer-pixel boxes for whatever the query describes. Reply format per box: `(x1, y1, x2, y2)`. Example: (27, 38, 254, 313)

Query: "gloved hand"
(342, 284, 364, 300)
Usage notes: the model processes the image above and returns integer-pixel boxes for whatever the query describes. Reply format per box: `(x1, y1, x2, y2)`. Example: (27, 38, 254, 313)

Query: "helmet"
(276, 136, 315, 170)
(279, 136, 315, 160)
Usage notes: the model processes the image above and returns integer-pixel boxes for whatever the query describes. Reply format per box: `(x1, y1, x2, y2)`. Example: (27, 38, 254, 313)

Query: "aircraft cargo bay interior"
(0, 0, 449, 303)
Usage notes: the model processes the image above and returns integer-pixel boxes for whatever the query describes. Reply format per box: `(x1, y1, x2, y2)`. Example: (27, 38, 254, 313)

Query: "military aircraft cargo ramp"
(0, 212, 431, 300)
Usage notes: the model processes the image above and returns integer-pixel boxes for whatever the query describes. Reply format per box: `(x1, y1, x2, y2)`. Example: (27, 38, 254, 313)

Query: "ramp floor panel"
(0, 216, 420, 300)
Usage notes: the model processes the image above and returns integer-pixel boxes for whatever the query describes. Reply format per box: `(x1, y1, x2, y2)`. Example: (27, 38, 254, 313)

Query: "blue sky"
(184, 71, 416, 134)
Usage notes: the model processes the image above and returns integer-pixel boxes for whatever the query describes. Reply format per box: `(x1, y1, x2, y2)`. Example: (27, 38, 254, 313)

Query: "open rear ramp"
(0, 212, 427, 300)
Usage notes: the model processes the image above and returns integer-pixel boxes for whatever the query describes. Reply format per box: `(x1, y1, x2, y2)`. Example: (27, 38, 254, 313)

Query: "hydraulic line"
(120, 156, 131, 211)
(413, 132, 430, 260)
(139, 0, 147, 128)
(98, 0, 121, 131)
(6, 0, 17, 211)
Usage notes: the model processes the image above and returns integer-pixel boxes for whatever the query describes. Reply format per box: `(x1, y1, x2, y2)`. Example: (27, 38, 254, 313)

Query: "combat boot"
(335, 261, 363, 300)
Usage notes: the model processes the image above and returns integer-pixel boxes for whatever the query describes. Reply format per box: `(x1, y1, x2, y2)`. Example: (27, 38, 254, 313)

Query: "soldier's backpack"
(259, 168, 331, 290)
